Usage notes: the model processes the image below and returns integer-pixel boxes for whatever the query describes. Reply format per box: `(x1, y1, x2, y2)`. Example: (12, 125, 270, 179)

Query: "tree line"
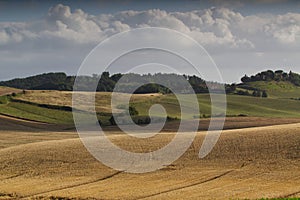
(0, 72, 225, 94)
(241, 70, 300, 86)
(1, 70, 299, 95)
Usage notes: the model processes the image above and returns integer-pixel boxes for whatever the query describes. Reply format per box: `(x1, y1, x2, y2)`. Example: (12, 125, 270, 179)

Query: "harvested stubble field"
(0, 115, 299, 200)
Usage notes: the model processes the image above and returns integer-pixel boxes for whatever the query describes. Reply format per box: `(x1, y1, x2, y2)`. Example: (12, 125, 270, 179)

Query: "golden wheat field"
(0, 114, 299, 200)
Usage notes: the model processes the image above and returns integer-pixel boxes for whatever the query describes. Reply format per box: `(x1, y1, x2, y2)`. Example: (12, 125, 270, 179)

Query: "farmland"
(0, 116, 299, 199)
(0, 90, 299, 126)
(0, 87, 299, 199)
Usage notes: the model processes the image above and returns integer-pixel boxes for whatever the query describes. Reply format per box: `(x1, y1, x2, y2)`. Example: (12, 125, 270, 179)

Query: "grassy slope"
(0, 102, 74, 124)
(240, 81, 300, 98)
(1, 90, 299, 125)
(133, 94, 300, 118)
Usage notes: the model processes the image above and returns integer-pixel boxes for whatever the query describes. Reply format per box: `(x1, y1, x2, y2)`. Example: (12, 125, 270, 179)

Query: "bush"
(0, 96, 8, 104)
(129, 106, 139, 116)
(109, 116, 116, 125)
(252, 90, 262, 97)
(236, 90, 250, 96)
(262, 91, 268, 98)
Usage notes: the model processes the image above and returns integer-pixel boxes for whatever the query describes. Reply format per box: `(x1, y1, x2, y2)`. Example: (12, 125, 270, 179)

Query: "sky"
(0, 0, 300, 83)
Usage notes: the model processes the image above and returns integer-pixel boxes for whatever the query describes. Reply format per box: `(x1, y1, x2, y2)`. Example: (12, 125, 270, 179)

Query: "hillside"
(0, 70, 300, 125)
(236, 70, 300, 98)
(0, 86, 21, 96)
(0, 90, 299, 127)
(0, 72, 214, 94)
(0, 123, 299, 199)
(0, 73, 300, 199)
(0, 73, 73, 91)
(1, 70, 300, 99)
(241, 81, 300, 98)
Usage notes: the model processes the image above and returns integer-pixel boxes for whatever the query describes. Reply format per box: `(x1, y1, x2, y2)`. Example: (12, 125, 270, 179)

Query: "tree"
(289, 71, 300, 86)
(237, 90, 250, 96)
(262, 91, 268, 98)
(252, 90, 261, 97)
(129, 106, 139, 116)
(109, 116, 116, 126)
(257, 90, 262, 97)
(241, 75, 251, 83)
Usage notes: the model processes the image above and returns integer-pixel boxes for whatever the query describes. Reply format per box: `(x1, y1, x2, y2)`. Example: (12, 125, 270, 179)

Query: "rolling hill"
(0, 71, 300, 199)
(0, 123, 299, 199)
(238, 81, 300, 98)
(0, 70, 300, 125)
(0, 90, 299, 127)
(237, 70, 300, 98)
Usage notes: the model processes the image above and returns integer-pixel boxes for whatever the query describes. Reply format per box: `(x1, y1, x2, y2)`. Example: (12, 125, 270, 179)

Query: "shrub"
(0, 96, 8, 104)
(262, 91, 268, 98)
(236, 90, 250, 96)
(109, 116, 116, 125)
(252, 90, 262, 97)
(129, 106, 139, 116)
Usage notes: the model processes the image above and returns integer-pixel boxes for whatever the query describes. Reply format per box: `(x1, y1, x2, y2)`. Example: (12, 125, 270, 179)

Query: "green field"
(133, 94, 300, 118)
(239, 81, 300, 98)
(0, 102, 75, 124)
(0, 89, 300, 125)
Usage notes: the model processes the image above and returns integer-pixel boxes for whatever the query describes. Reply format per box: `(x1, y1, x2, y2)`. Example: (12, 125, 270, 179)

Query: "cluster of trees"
(253, 90, 268, 98)
(241, 70, 300, 86)
(0, 73, 74, 91)
(291, 97, 300, 101)
(0, 72, 226, 94)
(235, 90, 267, 98)
(1, 70, 298, 95)
(107, 106, 177, 126)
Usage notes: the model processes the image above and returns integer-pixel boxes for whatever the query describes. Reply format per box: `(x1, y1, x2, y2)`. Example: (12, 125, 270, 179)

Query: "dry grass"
(16, 90, 162, 114)
(0, 86, 21, 96)
(17, 91, 121, 113)
(0, 115, 299, 199)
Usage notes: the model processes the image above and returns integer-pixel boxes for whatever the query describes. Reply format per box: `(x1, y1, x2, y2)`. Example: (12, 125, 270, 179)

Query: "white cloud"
(1, 4, 300, 83)
(263, 13, 300, 44)
(0, 4, 299, 52)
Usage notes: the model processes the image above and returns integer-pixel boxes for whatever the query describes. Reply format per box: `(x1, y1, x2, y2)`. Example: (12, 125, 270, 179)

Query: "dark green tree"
(262, 91, 268, 98)
(129, 106, 139, 116)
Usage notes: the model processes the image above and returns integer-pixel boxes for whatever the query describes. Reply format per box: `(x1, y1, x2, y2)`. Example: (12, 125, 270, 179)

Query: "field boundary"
(11, 98, 73, 112)
(0, 113, 50, 124)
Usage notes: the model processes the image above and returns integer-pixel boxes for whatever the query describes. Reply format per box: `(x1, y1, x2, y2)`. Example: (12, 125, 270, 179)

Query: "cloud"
(263, 13, 300, 44)
(0, 4, 299, 53)
(255, 0, 289, 4)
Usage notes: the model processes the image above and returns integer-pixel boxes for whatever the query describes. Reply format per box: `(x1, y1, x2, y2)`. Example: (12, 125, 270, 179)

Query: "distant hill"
(240, 70, 300, 86)
(0, 73, 74, 91)
(0, 72, 224, 94)
(237, 70, 300, 98)
(1, 70, 300, 97)
(1, 70, 300, 125)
